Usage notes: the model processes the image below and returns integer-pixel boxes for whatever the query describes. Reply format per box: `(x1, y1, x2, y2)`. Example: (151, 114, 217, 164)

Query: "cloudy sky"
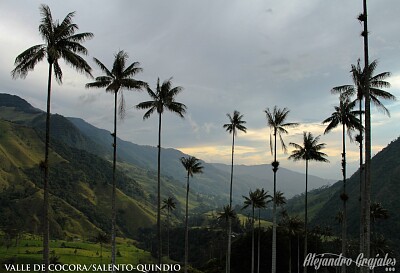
(0, 0, 399, 180)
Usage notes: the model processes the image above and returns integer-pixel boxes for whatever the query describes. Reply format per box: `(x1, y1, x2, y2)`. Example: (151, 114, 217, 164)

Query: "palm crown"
(86, 50, 147, 118)
(162, 197, 176, 212)
(289, 132, 329, 163)
(223, 110, 247, 135)
(11, 4, 93, 82)
(332, 59, 395, 116)
(265, 106, 298, 154)
(243, 188, 271, 210)
(322, 97, 362, 139)
(180, 156, 204, 177)
(136, 77, 187, 119)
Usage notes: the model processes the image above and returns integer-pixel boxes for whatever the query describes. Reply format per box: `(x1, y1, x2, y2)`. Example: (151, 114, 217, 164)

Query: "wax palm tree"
(223, 110, 246, 273)
(265, 106, 298, 273)
(137, 78, 186, 264)
(322, 96, 361, 267)
(162, 197, 176, 259)
(370, 202, 389, 237)
(217, 204, 237, 273)
(181, 156, 203, 273)
(242, 188, 270, 273)
(95, 232, 110, 263)
(86, 50, 146, 268)
(256, 190, 272, 273)
(288, 132, 328, 273)
(281, 215, 303, 273)
(11, 5, 93, 270)
(332, 59, 394, 260)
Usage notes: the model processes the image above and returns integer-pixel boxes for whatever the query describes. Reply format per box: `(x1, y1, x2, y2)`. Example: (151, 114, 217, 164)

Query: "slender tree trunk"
(272, 128, 278, 273)
(289, 235, 292, 273)
(303, 160, 308, 273)
(157, 113, 162, 266)
(230, 133, 235, 207)
(184, 174, 190, 273)
(297, 234, 300, 273)
(167, 209, 170, 259)
(111, 90, 118, 272)
(227, 132, 235, 273)
(362, 1, 371, 272)
(257, 209, 261, 273)
(227, 218, 232, 273)
(342, 123, 347, 273)
(251, 206, 255, 273)
(100, 243, 103, 263)
(43, 62, 53, 273)
(359, 98, 365, 259)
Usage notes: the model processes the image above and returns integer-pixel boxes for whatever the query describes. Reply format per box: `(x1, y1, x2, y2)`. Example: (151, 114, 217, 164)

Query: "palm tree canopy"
(370, 202, 389, 223)
(217, 205, 237, 222)
(223, 110, 247, 135)
(322, 97, 363, 139)
(86, 50, 147, 118)
(180, 156, 204, 177)
(162, 197, 176, 211)
(242, 188, 272, 210)
(274, 190, 286, 207)
(136, 77, 187, 120)
(265, 106, 298, 154)
(11, 4, 93, 83)
(331, 59, 396, 116)
(288, 132, 329, 163)
(280, 215, 303, 237)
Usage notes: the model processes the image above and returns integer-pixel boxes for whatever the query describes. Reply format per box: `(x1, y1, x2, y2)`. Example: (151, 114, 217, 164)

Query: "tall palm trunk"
(288, 235, 292, 273)
(111, 90, 118, 271)
(272, 128, 278, 273)
(257, 209, 261, 273)
(184, 173, 190, 273)
(303, 159, 308, 273)
(157, 113, 162, 265)
(359, 98, 365, 257)
(362, 1, 371, 270)
(230, 133, 235, 206)
(251, 205, 255, 273)
(341, 122, 347, 273)
(227, 132, 235, 273)
(166, 208, 170, 259)
(43, 62, 52, 273)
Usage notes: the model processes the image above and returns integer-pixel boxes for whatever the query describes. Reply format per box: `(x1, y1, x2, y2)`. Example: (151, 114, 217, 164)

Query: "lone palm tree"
(137, 78, 186, 264)
(180, 156, 204, 273)
(162, 197, 176, 260)
(265, 106, 298, 273)
(95, 232, 110, 263)
(11, 5, 93, 271)
(322, 96, 361, 269)
(223, 110, 246, 273)
(242, 188, 270, 273)
(86, 50, 146, 268)
(288, 132, 328, 273)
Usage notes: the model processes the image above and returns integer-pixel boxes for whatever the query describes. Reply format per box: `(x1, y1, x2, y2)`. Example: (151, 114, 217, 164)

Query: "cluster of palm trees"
(10, 3, 396, 273)
(10, 4, 190, 272)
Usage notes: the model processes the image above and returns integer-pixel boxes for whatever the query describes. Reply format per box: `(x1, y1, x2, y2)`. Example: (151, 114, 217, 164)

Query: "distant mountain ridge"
(0, 93, 335, 204)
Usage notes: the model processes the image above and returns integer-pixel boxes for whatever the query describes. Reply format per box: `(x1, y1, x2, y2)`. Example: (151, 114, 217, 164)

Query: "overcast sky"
(0, 0, 399, 180)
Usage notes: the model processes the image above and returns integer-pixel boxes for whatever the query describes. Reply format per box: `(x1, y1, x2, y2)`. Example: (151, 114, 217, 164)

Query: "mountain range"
(0, 92, 398, 254)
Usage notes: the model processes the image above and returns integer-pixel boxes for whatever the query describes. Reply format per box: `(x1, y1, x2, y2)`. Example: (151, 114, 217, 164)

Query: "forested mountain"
(1, 93, 398, 253)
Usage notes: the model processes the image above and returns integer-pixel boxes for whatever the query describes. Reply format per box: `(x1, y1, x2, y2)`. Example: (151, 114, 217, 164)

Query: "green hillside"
(0, 118, 155, 240)
(283, 136, 400, 253)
